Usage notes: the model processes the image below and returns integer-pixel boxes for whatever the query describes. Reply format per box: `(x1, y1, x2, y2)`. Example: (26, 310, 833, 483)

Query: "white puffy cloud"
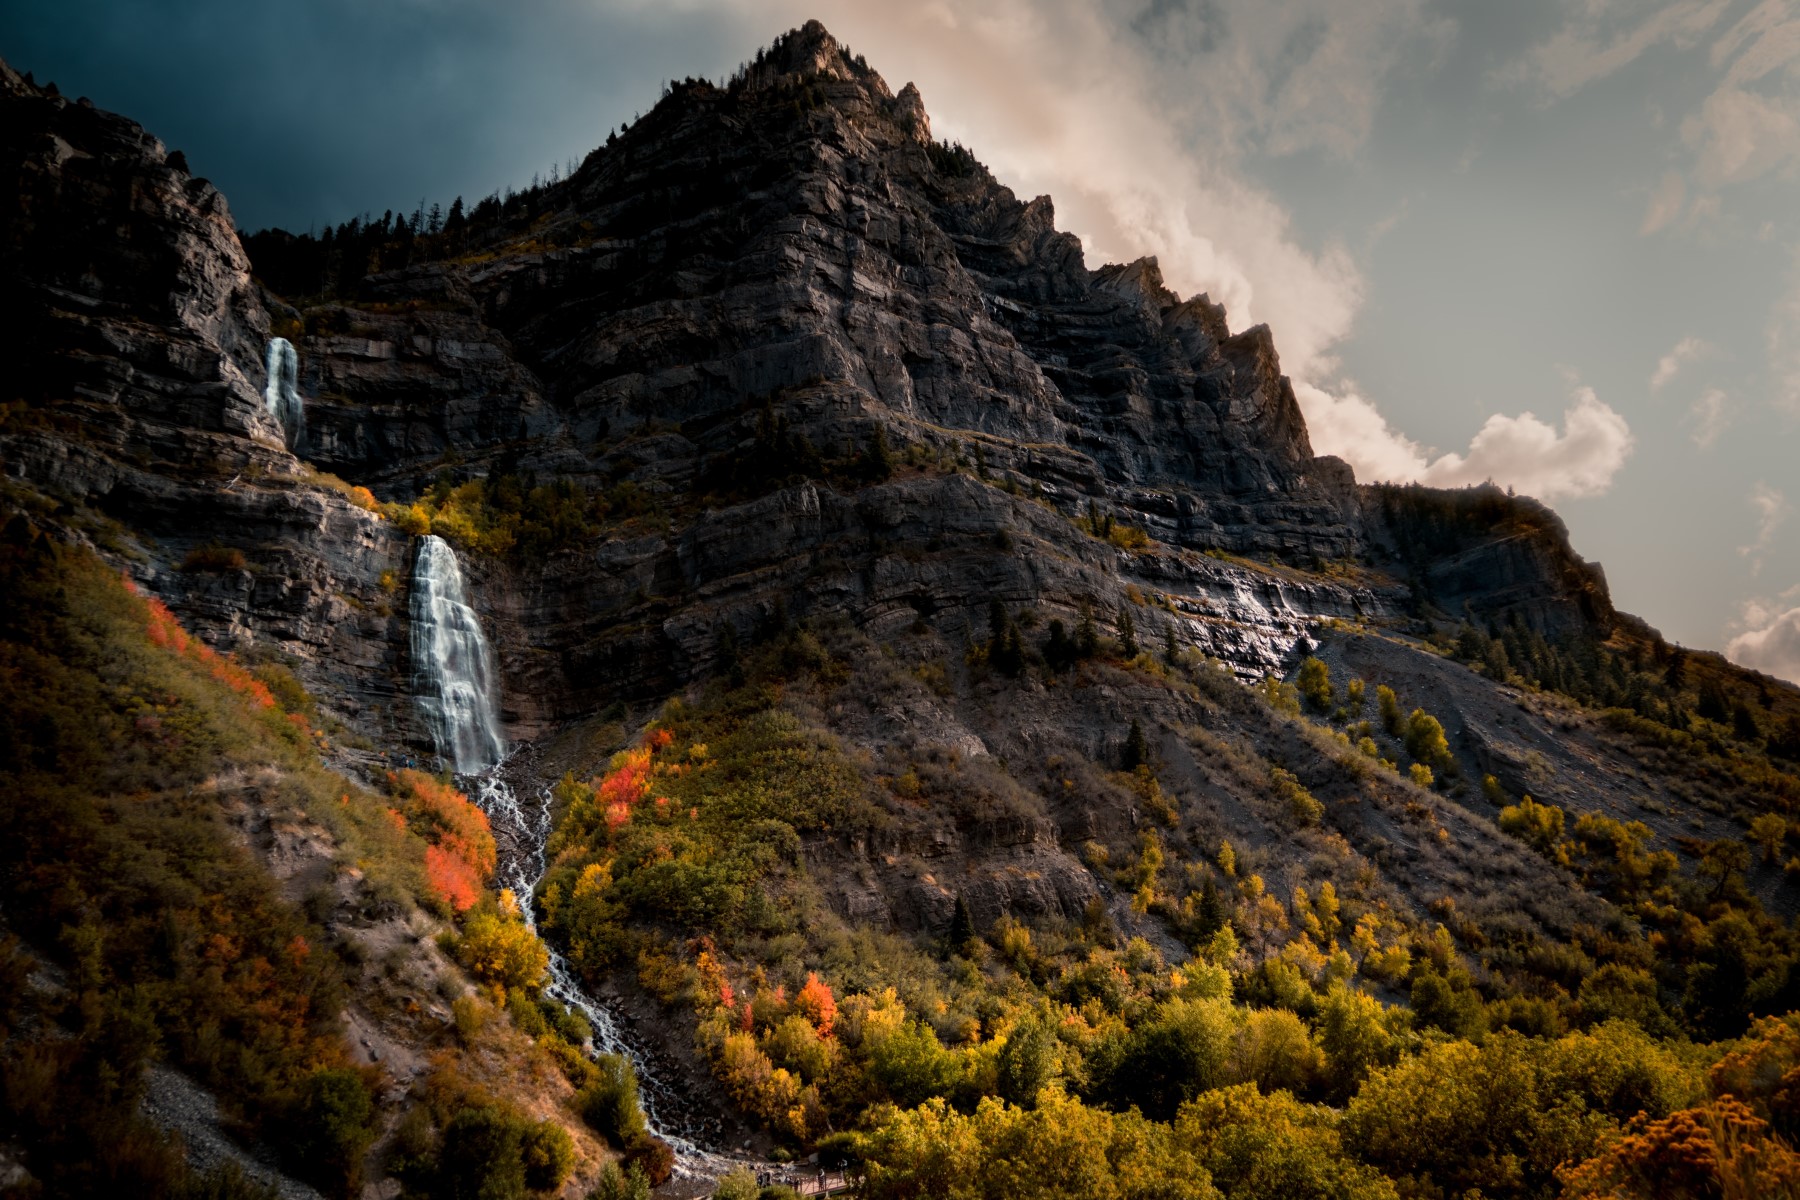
(1294, 382, 1635, 501)
(1727, 585, 1800, 684)
(1651, 335, 1713, 388)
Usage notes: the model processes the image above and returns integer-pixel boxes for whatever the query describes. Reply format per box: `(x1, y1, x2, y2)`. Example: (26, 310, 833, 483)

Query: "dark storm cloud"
(0, 0, 752, 231)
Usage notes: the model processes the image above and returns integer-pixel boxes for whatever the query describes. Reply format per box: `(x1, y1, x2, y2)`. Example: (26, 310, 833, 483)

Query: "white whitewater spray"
(262, 337, 305, 452)
(410, 535, 506, 774)
(476, 771, 738, 1180)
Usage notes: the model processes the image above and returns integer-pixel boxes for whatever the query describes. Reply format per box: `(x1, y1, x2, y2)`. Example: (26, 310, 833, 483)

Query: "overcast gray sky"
(6, 0, 1798, 683)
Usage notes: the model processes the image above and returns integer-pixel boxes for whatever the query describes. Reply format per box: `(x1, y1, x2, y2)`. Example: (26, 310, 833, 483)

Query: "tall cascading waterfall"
(262, 337, 306, 452)
(409, 536, 742, 1178)
(409, 535, 507, 774)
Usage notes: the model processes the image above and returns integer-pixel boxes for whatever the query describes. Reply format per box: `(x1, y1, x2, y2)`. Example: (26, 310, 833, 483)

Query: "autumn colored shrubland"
(390, 768, 496, 913)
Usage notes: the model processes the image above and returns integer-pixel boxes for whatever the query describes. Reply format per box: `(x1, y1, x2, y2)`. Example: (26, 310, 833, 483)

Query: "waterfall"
(263, 337, 306, 452)
(410, 535, 506, 774)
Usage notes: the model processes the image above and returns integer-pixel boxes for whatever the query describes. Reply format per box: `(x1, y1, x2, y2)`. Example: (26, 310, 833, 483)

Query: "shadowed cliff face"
(0, 21, 1603, 751)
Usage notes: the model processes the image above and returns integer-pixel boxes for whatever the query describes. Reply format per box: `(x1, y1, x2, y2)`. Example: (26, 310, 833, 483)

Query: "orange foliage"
(391, 769, 495, 913)
(1561, 1095, 1800, 1199)
(385, 807, 407, 833)
(795, 972, 837, 1038)
(1712, 1014, 1800, 1129)
(392, 769, 496, 876)
(141, 593, 277, 710)
(598, 745, 653, 808)
(426, 843, 482, 913)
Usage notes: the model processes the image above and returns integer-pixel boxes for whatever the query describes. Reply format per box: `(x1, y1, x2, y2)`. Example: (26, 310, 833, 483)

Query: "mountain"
(6, 21, 1800, 1200)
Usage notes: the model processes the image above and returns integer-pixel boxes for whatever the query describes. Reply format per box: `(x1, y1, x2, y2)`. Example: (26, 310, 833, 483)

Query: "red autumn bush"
(391, 769, 495, 912)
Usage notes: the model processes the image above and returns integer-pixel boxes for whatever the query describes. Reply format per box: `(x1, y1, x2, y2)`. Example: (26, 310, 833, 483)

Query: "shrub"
(710, 1169, 759, 1200)
(180, 542, 247, 572)
(1377, 685, 1402, 735)
(592, 1162, 651, 1200)
(1272, 767, 1323, 827)
(1498, 796, 1566, 857)
(435, 1105, 527, 1200)
(578, 1053, 648, 1147)
(519, 1120, 575, 1192)
(457, 904, 549, 991)
(289, 1068, 377, 1195)
(1404, 709, 1451, 769)
(870, 1020, 959, 1107)
(1298, 657, 1333, 712)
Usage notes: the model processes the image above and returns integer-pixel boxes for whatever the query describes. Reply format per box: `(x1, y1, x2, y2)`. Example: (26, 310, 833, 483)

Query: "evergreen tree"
(1043, 619, 1075, 673)
(1119, 607, 1139, 659)
(1195, 875, 1225, 938)
(861, 425, 894, 482)
(947, 897, 976, 955)
(1076, 605, 1099, 659)
(1123, 719, 1149, 771)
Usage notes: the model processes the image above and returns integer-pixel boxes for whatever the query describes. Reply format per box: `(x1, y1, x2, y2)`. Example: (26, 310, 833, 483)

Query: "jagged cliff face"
(1, 23, 1605, 791)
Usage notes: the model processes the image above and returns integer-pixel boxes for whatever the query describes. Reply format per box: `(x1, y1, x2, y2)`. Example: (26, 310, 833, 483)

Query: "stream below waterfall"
(407, 531, 773, 1190)
(470, 756, 754, 1187)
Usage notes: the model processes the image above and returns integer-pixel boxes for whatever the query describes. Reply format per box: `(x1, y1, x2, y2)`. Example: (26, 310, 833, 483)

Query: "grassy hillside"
(0, 514, 623, 1199)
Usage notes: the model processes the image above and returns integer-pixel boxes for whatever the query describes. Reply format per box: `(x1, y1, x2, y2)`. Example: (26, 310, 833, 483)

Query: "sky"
(5, 0, 1799, 683)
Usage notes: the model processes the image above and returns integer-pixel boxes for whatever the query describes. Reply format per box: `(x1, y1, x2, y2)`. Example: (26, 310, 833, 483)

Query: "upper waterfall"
(410, 535, 506, 774)
(263, 337, 305, 452)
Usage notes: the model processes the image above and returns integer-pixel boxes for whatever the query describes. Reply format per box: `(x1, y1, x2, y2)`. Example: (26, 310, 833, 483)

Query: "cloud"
(1741, 482, 1791, 572)
(1641, 170, 1688, 234)
(1651, 335, 1713, 388)
(1499, 0, 1734, 100)
(1689, 387, 1732, 446)
(1682, 83, 1800, 188)
(1294, 382, 1635, 500)
(1727, 585, 1800, 684)
(1768, 245, 1800, 411)
(1658, 3, 1800, 205)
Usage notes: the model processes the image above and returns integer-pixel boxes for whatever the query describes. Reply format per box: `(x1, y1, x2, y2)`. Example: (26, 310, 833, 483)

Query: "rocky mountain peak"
(737, 19, 890, 98)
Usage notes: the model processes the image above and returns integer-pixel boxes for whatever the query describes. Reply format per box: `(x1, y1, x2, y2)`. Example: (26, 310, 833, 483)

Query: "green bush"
(577, 1053, 648, 1147)
(1298, 657, 1334, 712)
(434, 1105, 527, 1200)
(590, 1161, 650, 1200)
(289, 1068, 377, 1196)
(520, 1120, 576, 1192)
